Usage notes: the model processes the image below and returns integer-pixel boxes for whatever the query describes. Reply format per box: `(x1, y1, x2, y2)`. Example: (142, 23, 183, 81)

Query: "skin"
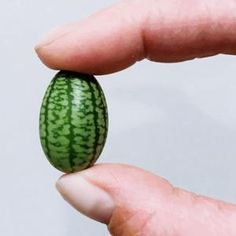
(35, 0, 236, 235)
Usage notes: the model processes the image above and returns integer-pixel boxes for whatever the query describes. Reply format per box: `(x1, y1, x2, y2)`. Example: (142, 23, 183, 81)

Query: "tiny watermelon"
(39, 71, 108, 173)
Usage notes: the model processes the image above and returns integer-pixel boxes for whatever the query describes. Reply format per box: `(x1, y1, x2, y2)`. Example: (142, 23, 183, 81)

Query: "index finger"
(35, 0, 236, 75)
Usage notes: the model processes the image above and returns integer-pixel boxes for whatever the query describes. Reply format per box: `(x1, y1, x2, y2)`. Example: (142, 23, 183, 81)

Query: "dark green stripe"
(66, 78, 74, 171)
(95, 81, 108, 128)
(87, 80, 100, 159)
(43, 77, 57, 157)
(95, 81, 108, 150)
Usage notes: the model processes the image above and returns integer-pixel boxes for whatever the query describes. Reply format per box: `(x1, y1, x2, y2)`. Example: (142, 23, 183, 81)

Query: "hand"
(35, 0, 236, 235)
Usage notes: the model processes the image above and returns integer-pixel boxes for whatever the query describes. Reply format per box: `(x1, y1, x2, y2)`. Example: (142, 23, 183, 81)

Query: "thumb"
(56, 164, 236, 236)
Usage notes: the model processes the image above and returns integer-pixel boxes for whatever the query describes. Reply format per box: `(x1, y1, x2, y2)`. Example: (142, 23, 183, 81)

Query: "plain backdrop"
(1, 0, 236, 235)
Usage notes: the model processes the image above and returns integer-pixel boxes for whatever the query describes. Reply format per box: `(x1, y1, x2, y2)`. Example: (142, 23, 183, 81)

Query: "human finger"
(35, 0, 236, 74)
(56, 164, 236, 235)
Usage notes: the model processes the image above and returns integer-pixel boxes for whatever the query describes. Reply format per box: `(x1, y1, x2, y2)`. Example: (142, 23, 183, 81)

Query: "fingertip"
(35, 23, 76, 70)
(55, 171, 114, 224)
(35, 44, 60, 71)
(55, 173, 67, 193)
(35, 2, 144, 75)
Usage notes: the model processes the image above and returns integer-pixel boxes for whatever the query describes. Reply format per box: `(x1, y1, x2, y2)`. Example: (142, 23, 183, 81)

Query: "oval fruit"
(39, 71, 108, 173)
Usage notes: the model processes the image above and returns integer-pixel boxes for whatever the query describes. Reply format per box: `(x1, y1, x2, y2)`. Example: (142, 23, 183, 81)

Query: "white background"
(1, 0, 236, 235)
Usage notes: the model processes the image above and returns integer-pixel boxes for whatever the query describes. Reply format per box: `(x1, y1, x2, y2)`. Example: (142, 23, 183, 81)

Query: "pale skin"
(35, 0, 236, 235)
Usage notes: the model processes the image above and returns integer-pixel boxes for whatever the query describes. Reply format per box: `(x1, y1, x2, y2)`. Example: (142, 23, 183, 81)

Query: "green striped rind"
(39, 71, 108, 173)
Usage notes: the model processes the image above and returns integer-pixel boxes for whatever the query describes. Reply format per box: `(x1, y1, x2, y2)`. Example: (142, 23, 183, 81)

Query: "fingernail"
(56, 174, 114, 223)
(35, 25, 68, 50)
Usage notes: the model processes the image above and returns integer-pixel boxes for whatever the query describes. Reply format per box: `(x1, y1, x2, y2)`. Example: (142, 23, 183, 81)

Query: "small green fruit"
(39, 71, 108, 173)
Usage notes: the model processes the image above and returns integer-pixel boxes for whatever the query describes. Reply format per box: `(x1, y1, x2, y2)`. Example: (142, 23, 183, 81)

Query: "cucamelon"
(39, 71, 108, 173)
